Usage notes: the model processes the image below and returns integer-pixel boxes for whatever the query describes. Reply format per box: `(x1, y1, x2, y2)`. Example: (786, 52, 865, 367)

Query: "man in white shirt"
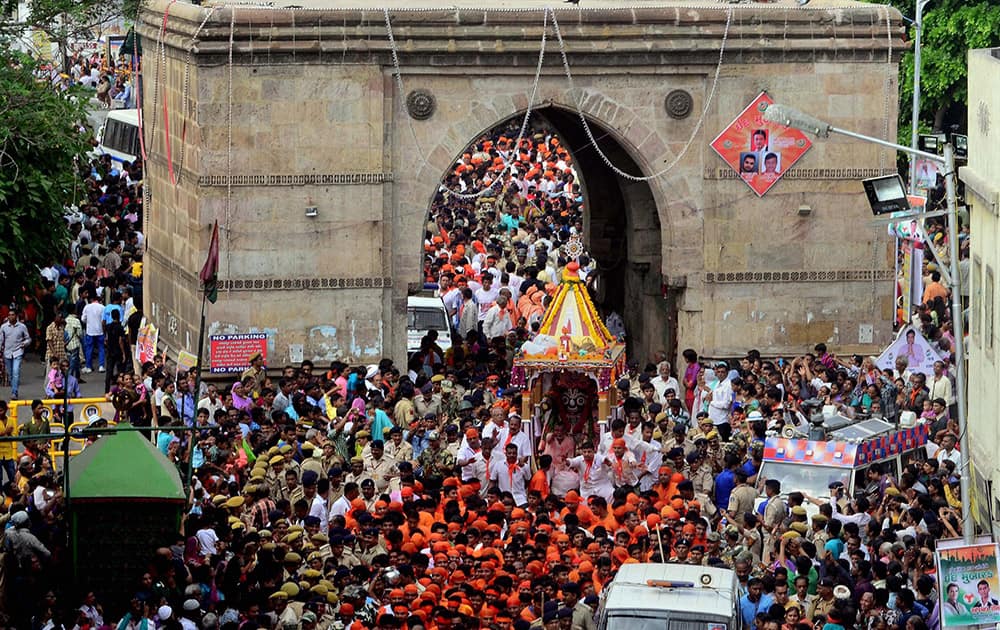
(929, 361, 953, 406)
(481, 405, 510, 457)
(307, 475, 330, 533)
(936, 433, 963, 469)
(505, 262, 524, 302)
(482, 295, 513, 340)
(81, 294, 107, 373)
(329, 482, 358, 518)
(196, 521, 220, 559)
(632, 423, 662, 493)
(490, 443, 531, 506)
(499, 414, 532, 461)
(651, 361, 680, 402)
(568, 441, 614, 502)
(707, 362, 734, 437)
(473, 274, 500, 322)
(457, 429, 486, 481)
(605, 438, 639, 490)
(197, 384, 226, 418)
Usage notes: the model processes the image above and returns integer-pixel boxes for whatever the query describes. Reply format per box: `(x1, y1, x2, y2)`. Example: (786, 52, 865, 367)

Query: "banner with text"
(209, 333, 268, 374)
(937, 543, 1000, 627)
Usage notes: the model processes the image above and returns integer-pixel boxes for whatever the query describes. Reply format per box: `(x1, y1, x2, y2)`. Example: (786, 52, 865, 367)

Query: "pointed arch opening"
(418, 105, 670, 364)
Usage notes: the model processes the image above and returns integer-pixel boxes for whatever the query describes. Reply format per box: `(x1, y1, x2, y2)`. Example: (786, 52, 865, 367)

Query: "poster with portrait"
(874, 325, 943, 377)
(913, 158, 942, 193)
(710, 91, 812, 197)
(936, 543, 1000, 627)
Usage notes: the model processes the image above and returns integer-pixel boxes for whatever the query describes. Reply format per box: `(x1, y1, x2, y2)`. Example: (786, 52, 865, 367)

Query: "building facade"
(137, 0, 904, 367)
(960, 47, 1000, 530)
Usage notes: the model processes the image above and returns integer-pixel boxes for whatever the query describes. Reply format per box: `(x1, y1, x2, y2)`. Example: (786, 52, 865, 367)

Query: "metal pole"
(831, 126, 943, 162)
(185, 291, 209, 490)
(942, 143, 972, 542)
(909, 0, 928, 194)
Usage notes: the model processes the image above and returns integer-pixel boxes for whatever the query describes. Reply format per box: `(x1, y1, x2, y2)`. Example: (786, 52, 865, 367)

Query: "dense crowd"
(0, 108, 970, 630)
(37, 46, 136, 108)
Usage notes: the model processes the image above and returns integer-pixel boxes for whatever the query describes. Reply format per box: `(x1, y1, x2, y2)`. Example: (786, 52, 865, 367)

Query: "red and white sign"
(710, 91, 813, 197)
(209, 333, 267, 374)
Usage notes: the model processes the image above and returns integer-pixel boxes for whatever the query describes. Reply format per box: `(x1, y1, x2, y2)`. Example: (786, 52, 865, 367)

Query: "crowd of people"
(0, 46, 147, 626)
(36, 46, 136, 108)
(0, 108, 971, 630)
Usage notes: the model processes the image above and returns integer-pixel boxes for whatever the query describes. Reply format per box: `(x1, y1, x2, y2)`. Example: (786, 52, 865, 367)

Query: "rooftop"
(604, 564, 738, 616)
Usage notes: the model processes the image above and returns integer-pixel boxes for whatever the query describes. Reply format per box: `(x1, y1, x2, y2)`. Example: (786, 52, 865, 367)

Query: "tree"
(0, 50, 91, 297)
(865, 0, 1000, 136)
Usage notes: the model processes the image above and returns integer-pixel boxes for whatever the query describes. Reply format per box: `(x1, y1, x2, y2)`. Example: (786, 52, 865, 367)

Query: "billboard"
(710, 91, 812, 197)
(937, 543, 1000, 627)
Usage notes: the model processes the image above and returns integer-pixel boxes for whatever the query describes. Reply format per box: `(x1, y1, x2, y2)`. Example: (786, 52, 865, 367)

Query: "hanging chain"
(226, 8, 236, 283)
(384, 7, 548, 201)
(549, 7, 732, 182)
(176, 7, 217, 185)
(148, 0, 176, 148)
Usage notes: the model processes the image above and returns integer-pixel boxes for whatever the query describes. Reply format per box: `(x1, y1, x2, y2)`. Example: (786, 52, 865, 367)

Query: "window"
(986, 265, 995, 353)
(101, 119, 139, 159)
(407, 307, 448, 331)
(973, 257, 982, 341)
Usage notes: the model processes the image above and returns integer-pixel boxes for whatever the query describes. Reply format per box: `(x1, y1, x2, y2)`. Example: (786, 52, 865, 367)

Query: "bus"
(96, 109, 140, 165)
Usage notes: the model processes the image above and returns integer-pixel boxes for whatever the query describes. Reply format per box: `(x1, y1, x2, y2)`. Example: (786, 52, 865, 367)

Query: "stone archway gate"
(138, 0, 905, 366)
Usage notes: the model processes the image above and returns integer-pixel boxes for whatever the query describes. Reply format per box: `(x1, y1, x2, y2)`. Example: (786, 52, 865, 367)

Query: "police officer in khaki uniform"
(363, 440, 397, 494)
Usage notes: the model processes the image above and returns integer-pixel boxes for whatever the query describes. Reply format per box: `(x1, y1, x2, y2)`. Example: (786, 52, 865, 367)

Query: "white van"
(96, 109, 140, 165)
(598, 564, 740, 630)
(407, 295, 453, 355)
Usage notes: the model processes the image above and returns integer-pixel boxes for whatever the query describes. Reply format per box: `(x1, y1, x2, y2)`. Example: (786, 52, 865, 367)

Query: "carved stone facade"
(138, 0, 905, 365)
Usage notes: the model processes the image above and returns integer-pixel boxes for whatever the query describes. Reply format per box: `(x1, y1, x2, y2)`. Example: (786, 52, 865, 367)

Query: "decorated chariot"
(510, 261, 627, 455)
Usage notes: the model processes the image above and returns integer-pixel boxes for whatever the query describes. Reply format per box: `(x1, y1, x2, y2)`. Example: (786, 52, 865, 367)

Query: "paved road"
(4, 353, 109, 405)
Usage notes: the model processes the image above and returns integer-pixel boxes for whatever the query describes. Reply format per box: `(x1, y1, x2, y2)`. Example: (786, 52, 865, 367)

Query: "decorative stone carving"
(217, 277, 393, 291)
(406, 89, 436, 120)
(704, 270, 894, 284)
(197, 173, 393, 187)
(664, 89, 693, 119)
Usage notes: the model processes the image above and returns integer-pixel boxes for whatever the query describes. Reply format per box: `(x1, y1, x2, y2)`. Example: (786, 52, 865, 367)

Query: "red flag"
(199, 221, 219, 284)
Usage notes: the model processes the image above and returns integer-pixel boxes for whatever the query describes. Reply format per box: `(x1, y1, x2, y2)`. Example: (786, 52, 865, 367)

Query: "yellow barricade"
(9, 397, 115, 425)
(9, 398, 119, 469)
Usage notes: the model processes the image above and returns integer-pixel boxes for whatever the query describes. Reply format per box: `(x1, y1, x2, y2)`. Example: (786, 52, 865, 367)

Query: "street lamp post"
(764, 103, 972, 543)
(909, 0, 932, 194)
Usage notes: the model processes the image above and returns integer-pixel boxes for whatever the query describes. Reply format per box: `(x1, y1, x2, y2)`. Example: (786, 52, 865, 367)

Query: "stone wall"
(138, 1, 904, 366)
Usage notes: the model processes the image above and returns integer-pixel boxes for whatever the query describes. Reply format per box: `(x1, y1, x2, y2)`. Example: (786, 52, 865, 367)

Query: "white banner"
(875, 325, 944, 377)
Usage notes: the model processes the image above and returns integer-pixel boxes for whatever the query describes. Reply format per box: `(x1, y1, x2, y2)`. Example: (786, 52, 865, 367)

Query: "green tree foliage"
(0, 51, 91, 296)
(867, 0, 1000, 134)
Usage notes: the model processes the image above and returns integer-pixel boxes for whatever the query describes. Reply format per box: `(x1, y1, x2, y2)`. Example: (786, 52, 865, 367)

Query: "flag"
(200, 220, 220, 304)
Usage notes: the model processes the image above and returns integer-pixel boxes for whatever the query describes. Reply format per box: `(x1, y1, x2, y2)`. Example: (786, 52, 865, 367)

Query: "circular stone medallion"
(665, 89, 694, 119)
(406, 89, 436, 120)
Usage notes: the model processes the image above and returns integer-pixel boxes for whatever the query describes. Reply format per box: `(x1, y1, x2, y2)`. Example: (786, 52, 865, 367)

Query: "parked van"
(96, 109, 140, 165)
(598, 563, 740, 630)
(407, 295, 452, 355)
